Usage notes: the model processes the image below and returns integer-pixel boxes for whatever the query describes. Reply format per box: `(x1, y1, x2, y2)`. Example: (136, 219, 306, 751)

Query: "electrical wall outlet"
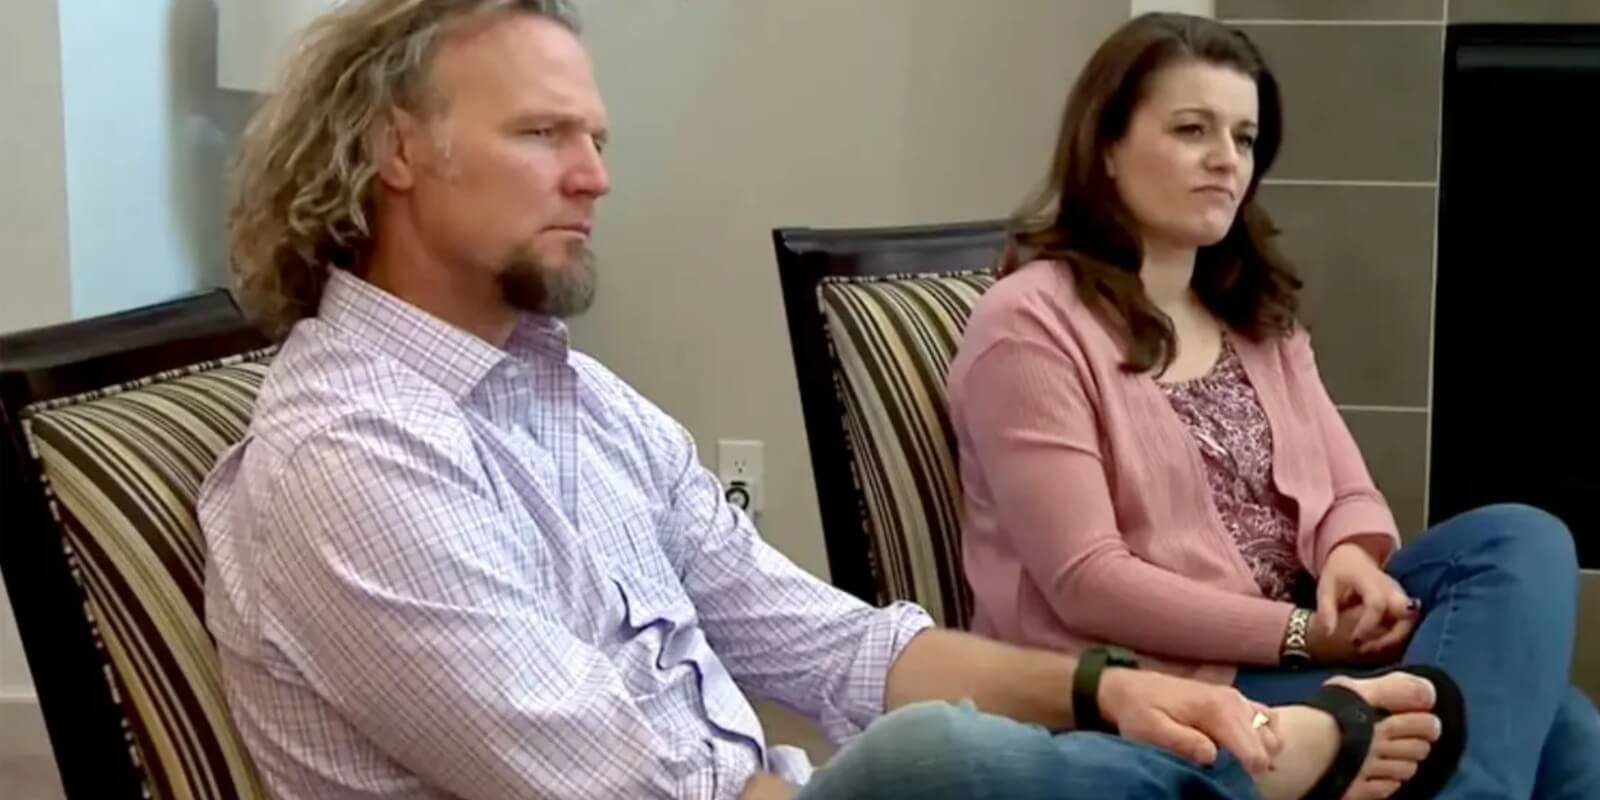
(717, 439, 764, 518)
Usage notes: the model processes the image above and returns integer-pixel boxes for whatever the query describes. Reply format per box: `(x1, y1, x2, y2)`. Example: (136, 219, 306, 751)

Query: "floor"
(0, 705, 824, 800)
(755, 698, 835, 764)
(0, 755, 64, 800)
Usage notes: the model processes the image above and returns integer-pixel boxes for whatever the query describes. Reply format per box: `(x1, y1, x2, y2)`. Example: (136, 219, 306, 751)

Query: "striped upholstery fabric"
(818, 272, 994, 629)
(22, 350, 274, 800)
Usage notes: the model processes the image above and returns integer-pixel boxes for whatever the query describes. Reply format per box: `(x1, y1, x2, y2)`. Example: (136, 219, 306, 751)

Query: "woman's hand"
(1306, 603, 1412, 665)
(1314, 542, 1418, 663)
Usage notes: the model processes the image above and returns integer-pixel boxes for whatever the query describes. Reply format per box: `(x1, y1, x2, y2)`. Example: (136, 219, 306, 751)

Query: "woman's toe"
(1372, 735, 1431, 763)
(1345, 777, 1402, 800)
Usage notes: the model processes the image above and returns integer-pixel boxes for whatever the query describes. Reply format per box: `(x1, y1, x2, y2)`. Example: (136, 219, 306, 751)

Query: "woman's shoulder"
(960, 260, 1113, 372)
(971, 259, 1086, 330)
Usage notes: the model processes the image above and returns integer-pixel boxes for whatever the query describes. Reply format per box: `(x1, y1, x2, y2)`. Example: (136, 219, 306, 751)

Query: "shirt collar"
(317, 269, 572, 400)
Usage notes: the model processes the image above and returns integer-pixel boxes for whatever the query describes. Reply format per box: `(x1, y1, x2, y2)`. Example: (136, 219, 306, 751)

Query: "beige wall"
(0, 4, 72, 337)
(0, 0, 71, 762)
(572, 0, 1127, 578)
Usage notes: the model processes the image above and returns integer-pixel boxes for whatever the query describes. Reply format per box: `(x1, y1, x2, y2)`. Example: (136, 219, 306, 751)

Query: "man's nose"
(565, 136, 610, 197)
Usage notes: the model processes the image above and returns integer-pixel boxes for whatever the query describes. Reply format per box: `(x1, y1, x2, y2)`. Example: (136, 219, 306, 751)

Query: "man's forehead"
(428, 12, 604, 118)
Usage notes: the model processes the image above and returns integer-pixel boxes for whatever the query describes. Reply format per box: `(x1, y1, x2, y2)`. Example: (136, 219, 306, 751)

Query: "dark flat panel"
(1342, 409, 1429, 537)
(1240, 24, 1443, 181)
(1451, 0, 1600, 23)
(1220, 0, 1442, 20)
(1430, 25, 1600, 570)
(1260, 184, 1435, 407)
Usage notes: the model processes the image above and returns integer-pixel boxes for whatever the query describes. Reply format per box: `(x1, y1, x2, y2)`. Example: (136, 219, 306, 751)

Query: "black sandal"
(1300, 665, 1467, 800)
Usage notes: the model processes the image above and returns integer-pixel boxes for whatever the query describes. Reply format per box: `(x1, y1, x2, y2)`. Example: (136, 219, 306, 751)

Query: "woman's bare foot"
(1253, 672, 1442, 800)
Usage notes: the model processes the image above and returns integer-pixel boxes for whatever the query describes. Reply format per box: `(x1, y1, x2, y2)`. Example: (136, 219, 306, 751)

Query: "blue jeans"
(796, 700, 1257, 799)
(1236, 504, 1600, 800)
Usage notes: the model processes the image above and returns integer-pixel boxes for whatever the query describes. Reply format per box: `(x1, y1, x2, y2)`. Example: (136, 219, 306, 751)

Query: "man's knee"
(810, 702, 1023, 797)
(1554, 686, 1600, 736)
(842, 700, 1061, 786)
(854, 701, 992, 763)
(859, 703, 1173, 773)
(833, 705, 1234, 797)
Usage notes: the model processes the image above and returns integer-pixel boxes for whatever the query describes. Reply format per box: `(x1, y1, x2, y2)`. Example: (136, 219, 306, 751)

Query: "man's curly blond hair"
(227, 0, 578, 339)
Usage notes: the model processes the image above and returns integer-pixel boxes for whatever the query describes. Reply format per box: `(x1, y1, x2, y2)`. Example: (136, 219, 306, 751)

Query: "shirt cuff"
(1314, 500, 1400, 573)
(820, 601, 934, 745)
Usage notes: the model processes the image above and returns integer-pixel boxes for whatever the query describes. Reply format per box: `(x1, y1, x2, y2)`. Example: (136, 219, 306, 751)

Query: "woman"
(948, 12, 1600, 799)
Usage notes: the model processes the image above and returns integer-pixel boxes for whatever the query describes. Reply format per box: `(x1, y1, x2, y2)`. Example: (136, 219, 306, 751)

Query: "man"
(204, 1, 1437, 798)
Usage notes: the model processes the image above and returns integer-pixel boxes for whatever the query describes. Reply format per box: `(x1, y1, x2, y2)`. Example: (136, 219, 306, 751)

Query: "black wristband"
(1072, 645, 1138, 734)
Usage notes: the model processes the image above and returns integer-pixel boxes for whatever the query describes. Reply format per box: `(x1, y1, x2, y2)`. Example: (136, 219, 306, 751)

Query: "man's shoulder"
(569, 350, 673, 430)
(252, 319, 472, 456)
(568, 350, 635, 404)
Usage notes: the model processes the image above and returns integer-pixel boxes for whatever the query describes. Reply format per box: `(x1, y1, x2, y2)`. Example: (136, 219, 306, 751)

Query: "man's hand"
(1317, 542, 1417, 660)
(1097, 667, 1280, 774)
(738, 773, 796, 800)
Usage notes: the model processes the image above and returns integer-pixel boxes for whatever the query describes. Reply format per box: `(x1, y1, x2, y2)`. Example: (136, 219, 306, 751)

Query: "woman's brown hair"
(1004, 12, 1299, 375)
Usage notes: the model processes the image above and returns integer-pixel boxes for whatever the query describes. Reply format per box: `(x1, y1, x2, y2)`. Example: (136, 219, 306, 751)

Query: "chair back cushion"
(818, 272, 994, 628)
(22, 349, 273, 800)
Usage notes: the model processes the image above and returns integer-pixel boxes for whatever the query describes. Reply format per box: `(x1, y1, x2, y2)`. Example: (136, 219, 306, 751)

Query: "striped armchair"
(0, 292, 271, 799)
(774, 222, 1007, 629)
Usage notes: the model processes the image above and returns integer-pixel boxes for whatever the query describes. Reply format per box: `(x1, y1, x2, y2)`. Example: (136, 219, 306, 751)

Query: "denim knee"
(853, 700, 991, 762)
(1554, 687, 1600, 737)
(1438, 503, 1576, 583)
(844, 702, 1190, 796)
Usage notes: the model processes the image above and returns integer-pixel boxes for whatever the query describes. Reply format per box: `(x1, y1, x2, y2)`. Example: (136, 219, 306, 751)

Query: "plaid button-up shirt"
(200, 270, 931, 799)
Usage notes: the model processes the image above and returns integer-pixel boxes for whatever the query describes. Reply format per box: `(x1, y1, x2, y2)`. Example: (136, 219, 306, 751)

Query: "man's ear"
(374, 107, 420, 191)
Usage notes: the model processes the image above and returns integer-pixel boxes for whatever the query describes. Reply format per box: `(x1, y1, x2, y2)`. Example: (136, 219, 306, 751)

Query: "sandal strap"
(1301, 684, 1376, 800)
(1387, 665, 1467, 800)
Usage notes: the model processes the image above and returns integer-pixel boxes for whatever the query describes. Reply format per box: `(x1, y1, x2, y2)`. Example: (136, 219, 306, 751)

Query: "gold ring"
(1251, 711, 1271, 729)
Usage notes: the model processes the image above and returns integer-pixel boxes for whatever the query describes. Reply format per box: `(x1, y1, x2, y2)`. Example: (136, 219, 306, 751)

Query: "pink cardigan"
(947, 260, 1400, 685)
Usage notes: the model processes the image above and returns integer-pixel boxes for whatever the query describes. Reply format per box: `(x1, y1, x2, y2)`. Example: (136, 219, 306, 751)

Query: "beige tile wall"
(569, 0, 1126, 582)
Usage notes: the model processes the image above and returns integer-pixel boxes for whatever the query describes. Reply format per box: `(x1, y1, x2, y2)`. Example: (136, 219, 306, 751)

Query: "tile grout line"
(1421, 0, 1450, 527)
(1337, 405, 1430, 415)
(1224, 19, 1445, 27)
(1263, 179, 1437, 188)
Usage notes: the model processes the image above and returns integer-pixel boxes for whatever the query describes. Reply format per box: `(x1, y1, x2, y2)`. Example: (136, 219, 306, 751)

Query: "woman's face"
(1105, 60, 1260, 252)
